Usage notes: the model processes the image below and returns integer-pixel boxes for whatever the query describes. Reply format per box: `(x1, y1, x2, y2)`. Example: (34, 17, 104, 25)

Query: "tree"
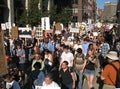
(19, 0, 41, 27)
(50, 6, 72, 26)
(18, 0, 72, 27)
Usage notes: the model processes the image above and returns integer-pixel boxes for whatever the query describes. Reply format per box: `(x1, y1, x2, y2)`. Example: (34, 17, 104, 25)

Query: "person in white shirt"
(43, 73, 60, 88)
(60, 45, 74, 67)
(73, 40, 83, 54)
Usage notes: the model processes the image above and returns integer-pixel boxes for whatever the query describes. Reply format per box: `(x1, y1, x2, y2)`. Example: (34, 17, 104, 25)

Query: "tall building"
(72, 0, 96, 23)
(72, 0, 82, 22)
(116, 0, 120, 36)
(102, 2, 117, 22)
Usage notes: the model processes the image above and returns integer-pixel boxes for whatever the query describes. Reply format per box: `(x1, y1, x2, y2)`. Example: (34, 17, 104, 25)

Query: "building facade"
(102, 2, 117, 22)
(72, 0, 96, 23)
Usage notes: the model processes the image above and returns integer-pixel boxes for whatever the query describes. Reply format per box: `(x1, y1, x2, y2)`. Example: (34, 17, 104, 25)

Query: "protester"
(82, 38, 90, 56)
(4, 74, 20, 89)
(29, 62, 45, 89)
(98, 37, 110, 69)
(42, 73, 60, 88)
(31, 53, 45, 71)
(14, 44, 26, 72)
(40, 38, 54, 60)
(84, 49, 97, 89)
(44, 49, 53, 73)
(59, 61, 76, 89)
(60, 45, 74, 68)
(74, 48, 86, 89)
(101, 51, 120, 89)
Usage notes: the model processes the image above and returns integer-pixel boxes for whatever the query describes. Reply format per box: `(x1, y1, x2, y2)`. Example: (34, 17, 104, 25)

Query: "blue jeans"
(76, 70, 83, 89)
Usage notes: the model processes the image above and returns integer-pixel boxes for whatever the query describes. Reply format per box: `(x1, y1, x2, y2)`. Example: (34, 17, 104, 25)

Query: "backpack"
(109, 63, 120, 88)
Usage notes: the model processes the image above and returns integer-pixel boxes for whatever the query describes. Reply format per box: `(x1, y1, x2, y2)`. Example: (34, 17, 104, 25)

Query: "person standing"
(99, 38, 110, 69)
(15, 44, 26, 72)
(31, 53, 45, 71)
(101, 51, 120, 89)
(60, 45, 74, 68)
(74, 48, 86, 89)
(82, 38, 90, 56)
(4, 74, 20, 89)
(43, 73, 60, 88)
(59, 61, 76, 89)
(84, 49, 97, 89)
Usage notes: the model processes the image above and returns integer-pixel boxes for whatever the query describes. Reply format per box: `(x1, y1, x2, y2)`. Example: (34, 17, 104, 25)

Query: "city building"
(72, 0, 96, 23)
(116, 0, 120, 36)
(102, 2, 117, 22)
(0, 0, 97, 29)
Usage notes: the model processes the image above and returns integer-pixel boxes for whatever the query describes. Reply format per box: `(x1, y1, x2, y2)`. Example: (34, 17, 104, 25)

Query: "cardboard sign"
(0, 31, 8, 76)
(55, 23, 62, 30)
(11, 26, 18, 39)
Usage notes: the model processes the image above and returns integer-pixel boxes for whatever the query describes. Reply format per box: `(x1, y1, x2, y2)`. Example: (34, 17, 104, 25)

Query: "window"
(73, 16, 78, 22)
(74, 0, 78, 4)
(73, 8, 78, 14)
(72, 0, 78, 4)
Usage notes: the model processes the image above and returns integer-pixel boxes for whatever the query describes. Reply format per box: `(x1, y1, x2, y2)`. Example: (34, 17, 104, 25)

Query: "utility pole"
(7, 0, 14, 35)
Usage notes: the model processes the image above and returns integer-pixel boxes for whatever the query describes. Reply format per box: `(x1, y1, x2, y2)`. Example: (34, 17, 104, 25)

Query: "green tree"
(50, 6, 72, 25)
(19, 0, 41, 27)
(18, 0, 72, 27)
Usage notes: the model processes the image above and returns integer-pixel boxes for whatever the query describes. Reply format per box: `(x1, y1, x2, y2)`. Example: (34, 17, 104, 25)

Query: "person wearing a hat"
(101, 51, 120, 89)
(74, 48, 85, 89)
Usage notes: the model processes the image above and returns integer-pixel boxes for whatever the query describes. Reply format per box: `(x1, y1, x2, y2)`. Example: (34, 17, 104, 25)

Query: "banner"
(18, 27, 32, 38)
(0, 31, 8, 75)
(70, 28, 79, 33)
(41, 17, 50, 30)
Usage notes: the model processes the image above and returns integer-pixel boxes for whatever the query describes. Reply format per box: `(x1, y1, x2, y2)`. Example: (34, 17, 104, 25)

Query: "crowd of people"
(0, 24, 120, 89)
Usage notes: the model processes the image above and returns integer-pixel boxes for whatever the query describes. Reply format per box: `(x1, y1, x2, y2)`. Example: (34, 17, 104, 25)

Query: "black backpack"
(109, 62, 120, 88)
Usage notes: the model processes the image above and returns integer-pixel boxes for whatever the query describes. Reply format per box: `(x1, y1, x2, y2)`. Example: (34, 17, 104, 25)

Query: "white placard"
(5, 22, 12, 29)
(93, 32, 98, 36)
(1, 23, 6, 30)
(70, 28, 79, 33)
(41, 17, 50, 30)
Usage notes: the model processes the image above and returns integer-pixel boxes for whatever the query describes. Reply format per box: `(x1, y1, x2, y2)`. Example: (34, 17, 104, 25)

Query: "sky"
(96, 0, 118, 9)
